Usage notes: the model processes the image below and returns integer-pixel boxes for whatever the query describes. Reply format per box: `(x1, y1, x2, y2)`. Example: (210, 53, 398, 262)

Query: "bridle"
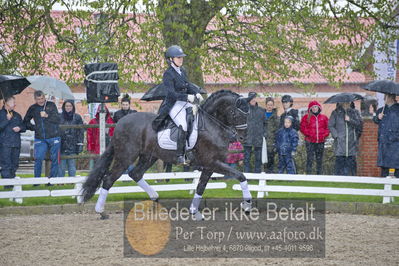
(232, 97, 249, 130)
(198, 96, 249, 140)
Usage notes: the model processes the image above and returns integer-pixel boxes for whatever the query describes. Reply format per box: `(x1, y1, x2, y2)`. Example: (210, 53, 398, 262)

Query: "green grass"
(1, 174, 398, 207)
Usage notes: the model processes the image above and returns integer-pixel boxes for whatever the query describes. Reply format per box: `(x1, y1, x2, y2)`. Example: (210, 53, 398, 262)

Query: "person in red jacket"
(300, 101, 329, 175)
(87, 104, 115, 155)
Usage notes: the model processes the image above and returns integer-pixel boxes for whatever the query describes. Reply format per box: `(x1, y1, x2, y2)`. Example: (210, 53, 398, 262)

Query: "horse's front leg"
(210, 160, 253, 213)
(188, 168, 213, 220)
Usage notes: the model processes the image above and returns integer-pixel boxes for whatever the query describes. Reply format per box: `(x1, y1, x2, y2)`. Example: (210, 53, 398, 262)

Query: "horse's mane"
(201, 90, 240, 110)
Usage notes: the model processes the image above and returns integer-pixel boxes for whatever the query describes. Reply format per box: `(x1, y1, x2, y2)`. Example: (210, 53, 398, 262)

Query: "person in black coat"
(0, 96, 26, 188)
(279, 95, 300, 131)
(152, 45, 203, 164)
(243, 92, 267, 173)
(113, 94, 137, 123)
(373, 93, 399, 178)
(59, 100, 84, 177)
(23, 90, 61, 178)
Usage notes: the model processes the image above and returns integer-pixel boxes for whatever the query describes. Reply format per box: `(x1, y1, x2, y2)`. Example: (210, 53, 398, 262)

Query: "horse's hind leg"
(128, 155, 159, 200)
(95, 159, 126, 219)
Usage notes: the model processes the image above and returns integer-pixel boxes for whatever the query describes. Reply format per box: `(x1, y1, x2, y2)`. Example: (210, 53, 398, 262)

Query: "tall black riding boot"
(176, 126, 187, 165)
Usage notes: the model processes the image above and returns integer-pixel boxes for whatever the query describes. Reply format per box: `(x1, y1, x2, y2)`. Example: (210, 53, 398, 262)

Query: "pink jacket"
(226, 141, 244, 164)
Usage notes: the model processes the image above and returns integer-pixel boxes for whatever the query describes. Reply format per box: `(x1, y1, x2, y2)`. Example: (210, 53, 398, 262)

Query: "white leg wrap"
(137, 179, 159, 200)
(95, 188, 109, 213)
(189, 193, 202, 214)
(240, 181, 252, 201)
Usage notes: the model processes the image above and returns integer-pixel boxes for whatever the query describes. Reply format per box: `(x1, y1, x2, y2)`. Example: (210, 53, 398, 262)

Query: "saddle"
(156, 114, 199, 151)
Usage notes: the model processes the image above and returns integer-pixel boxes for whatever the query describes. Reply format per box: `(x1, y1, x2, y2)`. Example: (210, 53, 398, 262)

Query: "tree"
(1, 0, 398, 90)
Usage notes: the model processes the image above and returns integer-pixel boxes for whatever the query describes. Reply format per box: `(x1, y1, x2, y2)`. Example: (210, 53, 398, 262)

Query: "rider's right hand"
(187, 94, 196, 103)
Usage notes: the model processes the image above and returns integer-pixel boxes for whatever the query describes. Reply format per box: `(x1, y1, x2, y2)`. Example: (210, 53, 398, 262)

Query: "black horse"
(82, 90, 253, 220)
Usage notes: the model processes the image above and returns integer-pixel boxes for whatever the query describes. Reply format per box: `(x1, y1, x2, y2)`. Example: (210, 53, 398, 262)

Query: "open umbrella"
(0, 75, 30, 100)
(324, 93, 364, 104)
(27, 75, 75, 100)
(141, 82, 207, 101)
(362, 80, 399, 95)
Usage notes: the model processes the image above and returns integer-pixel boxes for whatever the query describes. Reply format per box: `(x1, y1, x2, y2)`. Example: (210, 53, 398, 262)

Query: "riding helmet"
(165, 45, 187, 58)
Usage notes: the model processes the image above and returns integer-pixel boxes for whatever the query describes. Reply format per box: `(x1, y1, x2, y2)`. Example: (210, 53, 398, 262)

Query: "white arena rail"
(232, 173, 399, 204)
(0, 172, 225, 204)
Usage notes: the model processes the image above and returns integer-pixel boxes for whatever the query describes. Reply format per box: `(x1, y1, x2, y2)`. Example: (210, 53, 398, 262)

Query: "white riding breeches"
(169, 101, 193, 131)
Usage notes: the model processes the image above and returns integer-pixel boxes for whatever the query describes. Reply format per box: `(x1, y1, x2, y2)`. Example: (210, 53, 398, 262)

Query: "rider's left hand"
(195, 93, 204, 103)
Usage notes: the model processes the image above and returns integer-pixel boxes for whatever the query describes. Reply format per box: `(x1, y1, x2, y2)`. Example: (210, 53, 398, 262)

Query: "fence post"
(12, 176, 23, 204)
(99, 104, 106, 155)
(75, 176, 83, 204)
(257, 173, 268, 198)
(383, 175, 393, 204)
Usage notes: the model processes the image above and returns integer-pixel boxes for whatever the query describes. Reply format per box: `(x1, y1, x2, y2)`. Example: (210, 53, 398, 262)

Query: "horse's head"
(201, 90, 250, 142)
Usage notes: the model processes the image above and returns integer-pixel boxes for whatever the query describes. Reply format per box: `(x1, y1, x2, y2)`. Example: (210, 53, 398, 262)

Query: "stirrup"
(177, 155, 185, 165)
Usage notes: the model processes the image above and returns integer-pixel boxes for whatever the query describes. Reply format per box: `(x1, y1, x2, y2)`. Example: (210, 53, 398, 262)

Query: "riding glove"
(187, 94, 196, 103)
(195, 93, 204, 103)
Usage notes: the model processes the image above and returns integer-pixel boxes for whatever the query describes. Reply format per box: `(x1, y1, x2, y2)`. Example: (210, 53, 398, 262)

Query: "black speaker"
(84, 62, 120, 103)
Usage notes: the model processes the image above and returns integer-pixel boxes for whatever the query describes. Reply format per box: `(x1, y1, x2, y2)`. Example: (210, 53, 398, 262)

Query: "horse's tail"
(82, 142, 115, 202)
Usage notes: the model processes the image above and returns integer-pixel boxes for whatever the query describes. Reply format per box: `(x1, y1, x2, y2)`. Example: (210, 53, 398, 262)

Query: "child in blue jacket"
(276, 116, 299, 174)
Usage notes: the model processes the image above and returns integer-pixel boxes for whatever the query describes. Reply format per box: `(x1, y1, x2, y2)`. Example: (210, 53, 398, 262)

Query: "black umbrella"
(324, 92, 364, 104)
(0, 75, 31, 100)
(141, 82, 207, 101)
(362, 80, 399, 95)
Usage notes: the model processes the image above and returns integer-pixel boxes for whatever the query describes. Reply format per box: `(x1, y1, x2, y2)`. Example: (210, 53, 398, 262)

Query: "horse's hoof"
(192, 211, 204, 221)
(99, 212, 109, 220)
(240, 200, 252, 215)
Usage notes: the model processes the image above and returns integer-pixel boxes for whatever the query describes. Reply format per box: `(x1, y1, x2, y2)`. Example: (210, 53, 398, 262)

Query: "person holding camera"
(23, 90, 61, 179)
(59, 100, 84, 177)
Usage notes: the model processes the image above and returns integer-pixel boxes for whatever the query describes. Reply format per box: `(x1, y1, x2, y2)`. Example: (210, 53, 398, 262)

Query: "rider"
(153, 45, 203, 165)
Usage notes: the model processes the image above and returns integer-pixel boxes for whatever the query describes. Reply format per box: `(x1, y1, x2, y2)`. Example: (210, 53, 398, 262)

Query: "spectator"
(328, 102, 363, 176)
(279, 95, 300, 131)
(300, 101, 330, 175)
(0, 96, 26, 189)
(264, 97, 279, 173)
(113, 94, 137, 123)
(373, 93, 399, 178)
(243, 92, 267, 173)
(59, 100, 84, 177)
(24, 90, 61, 179)
(224, 141, 244, 179)
(361, 95, 378, 118)
(276, 116, 299, 174)
(87, 104, 115, 155)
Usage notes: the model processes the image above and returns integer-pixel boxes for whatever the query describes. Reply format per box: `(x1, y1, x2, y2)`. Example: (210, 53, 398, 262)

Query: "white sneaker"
(240, 200, 252, 213)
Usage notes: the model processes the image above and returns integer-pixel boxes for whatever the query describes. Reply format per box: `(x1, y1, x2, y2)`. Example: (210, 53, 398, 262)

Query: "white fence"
(232, 173, 399, 204)
(0, 172, 226, 204)
(1, 172, 398, 205)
